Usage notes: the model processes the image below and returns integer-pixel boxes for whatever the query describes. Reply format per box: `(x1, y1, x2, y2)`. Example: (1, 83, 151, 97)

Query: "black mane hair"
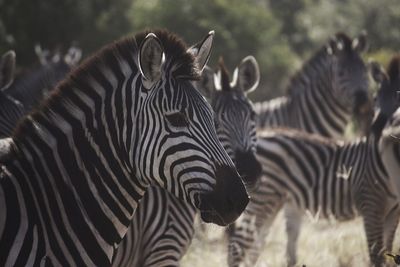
(387, 54, 400, 83)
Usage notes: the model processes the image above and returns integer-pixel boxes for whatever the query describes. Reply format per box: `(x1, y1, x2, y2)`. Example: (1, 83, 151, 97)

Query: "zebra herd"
(0, 28, 400, 267)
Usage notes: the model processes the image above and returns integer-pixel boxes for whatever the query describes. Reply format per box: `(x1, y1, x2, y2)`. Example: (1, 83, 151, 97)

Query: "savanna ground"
(182, 210, 400, 267)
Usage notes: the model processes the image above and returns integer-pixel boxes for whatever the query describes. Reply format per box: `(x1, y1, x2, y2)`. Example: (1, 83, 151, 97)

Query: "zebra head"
(0, 50, 16, 90)
(196, 56, 262, 189)
(34, 44, 82, 99)
(136, 31, 249, 226)
(327, 32, 372, 122)
(370, 56, 400, 136)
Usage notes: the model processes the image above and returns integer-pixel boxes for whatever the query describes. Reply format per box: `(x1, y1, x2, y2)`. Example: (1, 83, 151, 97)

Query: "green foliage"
(0, 0, 131, 65)
(295, 0, 400, 54)
(129, 0, 299, 100)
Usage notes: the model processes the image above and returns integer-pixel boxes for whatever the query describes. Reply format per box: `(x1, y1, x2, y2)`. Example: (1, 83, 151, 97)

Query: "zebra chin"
(198, 164, 249, 226)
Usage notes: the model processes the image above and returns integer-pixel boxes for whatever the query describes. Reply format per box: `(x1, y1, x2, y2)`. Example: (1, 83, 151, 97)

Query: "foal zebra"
(254, 32, 371, 138)
(227, 58, 400, 267)
(112, 56, 262, 266)
(0, 30, 249, 266)
(0, 50, 25, 138)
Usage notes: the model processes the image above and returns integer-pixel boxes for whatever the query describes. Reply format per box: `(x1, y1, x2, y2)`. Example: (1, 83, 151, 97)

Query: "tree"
(0, 0, 131, 66)
(129, 0, 299, 100)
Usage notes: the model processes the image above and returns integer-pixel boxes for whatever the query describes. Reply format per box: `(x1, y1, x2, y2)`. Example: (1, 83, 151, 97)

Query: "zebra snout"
(234, 150, 262, 190)
(199, 165, 249, 226)
(353, 89, 372, 115)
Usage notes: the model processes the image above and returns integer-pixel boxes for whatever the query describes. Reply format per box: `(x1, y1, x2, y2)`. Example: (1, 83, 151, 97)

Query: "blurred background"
(1, 0, 399, 100)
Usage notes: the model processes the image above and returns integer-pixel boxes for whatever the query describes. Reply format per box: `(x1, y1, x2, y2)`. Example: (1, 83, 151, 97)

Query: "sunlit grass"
(182, 210, 400, 267)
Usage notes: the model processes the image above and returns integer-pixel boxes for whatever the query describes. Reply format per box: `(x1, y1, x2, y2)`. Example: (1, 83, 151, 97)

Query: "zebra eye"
(166, 112, 188, 128)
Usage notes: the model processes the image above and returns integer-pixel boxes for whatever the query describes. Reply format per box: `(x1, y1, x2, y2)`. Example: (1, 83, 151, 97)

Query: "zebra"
(112, 56, 262, 266)
(0, 50, 25, 138)
(227, 57, 400, 267)
(5, 44, 82, 111)
(254, 32, 372, 138)
(378, 55, 400, 228)
(0, 29, 250, 266)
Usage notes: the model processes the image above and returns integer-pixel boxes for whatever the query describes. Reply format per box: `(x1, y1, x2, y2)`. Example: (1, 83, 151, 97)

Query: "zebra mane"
(12, 29, 199, 138)
(286, 32, 353, 98)
(218, 57, 231, 91)
(387, 54, 400, 82)
(334, 32, 353, 53)
(258, 127, 343, 146)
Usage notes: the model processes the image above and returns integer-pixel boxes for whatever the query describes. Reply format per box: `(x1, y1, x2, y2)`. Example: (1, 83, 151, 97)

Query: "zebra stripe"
(0, 30, 249, 266)
(254, 32, 371, 138)
(112, 187, 196, 267)
(112, 56, 261, 266)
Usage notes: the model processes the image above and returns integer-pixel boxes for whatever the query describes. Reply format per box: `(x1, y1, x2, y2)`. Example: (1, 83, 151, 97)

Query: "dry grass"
(182, 210, 400, 267)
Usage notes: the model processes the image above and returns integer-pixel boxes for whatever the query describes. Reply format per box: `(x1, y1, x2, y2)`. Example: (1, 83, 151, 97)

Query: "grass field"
(181, 210, 400, 267)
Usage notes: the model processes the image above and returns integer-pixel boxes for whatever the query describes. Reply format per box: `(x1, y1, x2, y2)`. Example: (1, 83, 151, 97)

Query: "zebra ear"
(327, 37, 344, 55)
(195, 66, 216, 99)
(369, 60, 387, 84)
(35, 44, 51, 65)
(235, 56, 260, 94)
(64, 45, 82, 67)
(187, 31, 214, 72)
(0, 50, 16, 91)
(138, 33, 164, 89)
(352, 31, 368, 53)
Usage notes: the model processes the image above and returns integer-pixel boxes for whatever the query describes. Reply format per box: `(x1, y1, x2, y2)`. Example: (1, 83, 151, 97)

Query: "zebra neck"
(2, 65, 148, 265)
(290, 88, 350, 138)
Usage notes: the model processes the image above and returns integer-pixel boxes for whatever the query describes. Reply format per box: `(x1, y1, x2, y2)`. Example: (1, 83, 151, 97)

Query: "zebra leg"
(362, 209, 385, 267)
(285, 203, 302, 267)
(227, 209, 281, 267)
(383, 204, 400, 254)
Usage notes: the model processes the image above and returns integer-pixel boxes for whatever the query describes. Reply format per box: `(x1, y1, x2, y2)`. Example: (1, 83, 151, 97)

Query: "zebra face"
(197, 56, 262, 189)
(328, 33, 372, 120)
(137, 32, 249, 226)
(371, 57, 400, 119)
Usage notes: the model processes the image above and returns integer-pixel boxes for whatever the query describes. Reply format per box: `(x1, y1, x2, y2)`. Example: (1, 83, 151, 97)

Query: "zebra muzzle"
(199, 165, 249, 226)
(234, 150, 262, 191)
